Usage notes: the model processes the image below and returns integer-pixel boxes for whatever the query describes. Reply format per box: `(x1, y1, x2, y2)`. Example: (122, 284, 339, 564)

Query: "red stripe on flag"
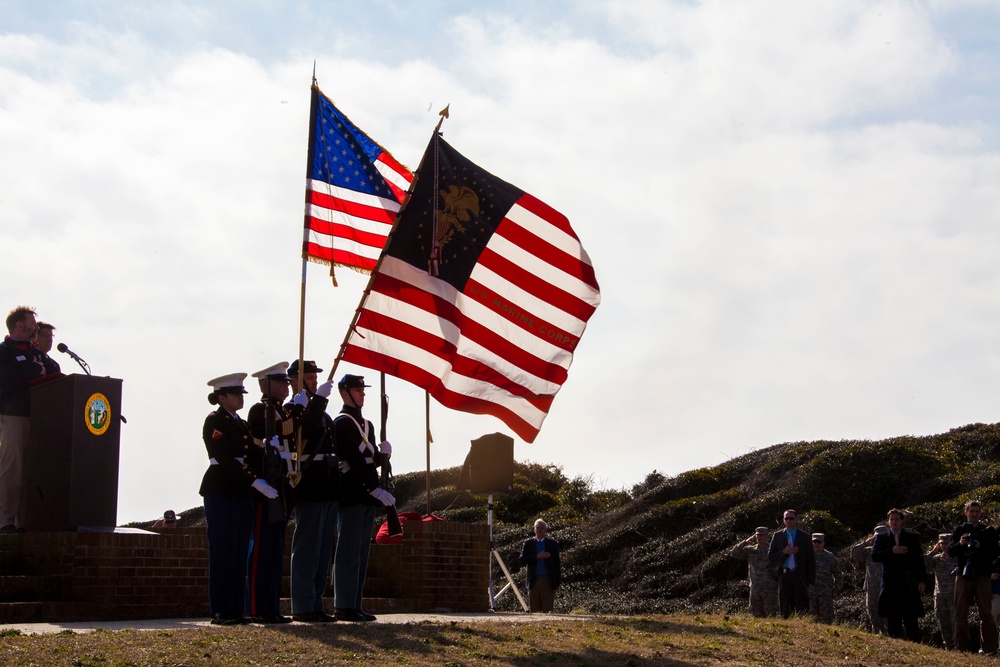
(303, 242, 377, 272)
(341, 345, 547, 443)
(355, 303, 567, 393)
(376, 154, 412, 201)
(365, 273, 571, 384)
(495, 212, 600, 293)
(305, 215, 390, 250)
(516, 192, 580, 240)
(307, 189, 398, 226)
(478, 246, 597, 323)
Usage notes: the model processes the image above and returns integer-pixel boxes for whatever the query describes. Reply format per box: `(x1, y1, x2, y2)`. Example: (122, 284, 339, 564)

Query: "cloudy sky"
(2, 1, 998, 524)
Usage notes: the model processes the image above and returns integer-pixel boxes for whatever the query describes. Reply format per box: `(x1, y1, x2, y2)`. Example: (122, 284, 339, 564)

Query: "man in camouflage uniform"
(925, 533, 957, 649)
(809, 533, 841, 624)
(851, 525, 889, 634)
(730, 526, 779, 617)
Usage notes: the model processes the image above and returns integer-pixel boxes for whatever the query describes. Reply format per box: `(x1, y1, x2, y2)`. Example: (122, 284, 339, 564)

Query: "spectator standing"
(768, 509, 815, 618)
(729, 527, 779, 618)
(925, 533, 957, 649)
(809, 533, 841, 624)
(871, 509, 926, 642)
(519, 518, 561, 613)
(949, 499, 999, 655)
(851, 525, 889, 635)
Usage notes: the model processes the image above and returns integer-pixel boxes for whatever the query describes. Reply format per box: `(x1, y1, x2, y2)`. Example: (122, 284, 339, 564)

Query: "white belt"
(209, 457, 244, 465)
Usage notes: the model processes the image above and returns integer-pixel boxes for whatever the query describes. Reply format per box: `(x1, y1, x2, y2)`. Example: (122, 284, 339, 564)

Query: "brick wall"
(368, 520, 492, 612)
(0, 521, 490, 622)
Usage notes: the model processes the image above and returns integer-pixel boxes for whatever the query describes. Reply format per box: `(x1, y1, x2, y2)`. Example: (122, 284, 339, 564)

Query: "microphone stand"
(70, 355, 91, 376)
(58, 345, 91, 375)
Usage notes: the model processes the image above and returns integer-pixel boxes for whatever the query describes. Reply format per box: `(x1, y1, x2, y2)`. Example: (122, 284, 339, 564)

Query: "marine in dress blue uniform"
(244, 362, 297, 624)
(199, 372, 279, 625)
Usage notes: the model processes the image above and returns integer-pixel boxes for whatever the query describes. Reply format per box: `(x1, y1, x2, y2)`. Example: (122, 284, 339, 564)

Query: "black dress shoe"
(251, 615, 293, 624)
(0, 525, 17, 534)
(359, 611, 377, 621)
(334, 608, 372, 623)
(293, 611, 335, 623)
(210, 614, 247, 626)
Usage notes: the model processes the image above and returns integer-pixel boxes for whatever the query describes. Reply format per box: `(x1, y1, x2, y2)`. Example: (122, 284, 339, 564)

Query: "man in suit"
(768, 509, 815, 618)
(871, 508, 926, 641)
(519, 518, 561, 612)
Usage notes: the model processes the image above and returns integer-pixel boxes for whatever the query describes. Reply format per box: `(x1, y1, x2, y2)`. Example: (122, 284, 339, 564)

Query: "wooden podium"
(23, 374, 123, 531)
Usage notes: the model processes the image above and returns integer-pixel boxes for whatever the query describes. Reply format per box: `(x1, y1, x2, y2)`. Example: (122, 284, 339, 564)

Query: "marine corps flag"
(339, 134, 601, 442)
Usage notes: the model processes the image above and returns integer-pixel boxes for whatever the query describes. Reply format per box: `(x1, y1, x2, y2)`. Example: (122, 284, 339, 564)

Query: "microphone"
(56, 343, 91, 375)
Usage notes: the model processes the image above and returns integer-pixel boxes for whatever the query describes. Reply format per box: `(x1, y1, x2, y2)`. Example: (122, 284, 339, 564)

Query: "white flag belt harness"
(335, 413, 375, 464)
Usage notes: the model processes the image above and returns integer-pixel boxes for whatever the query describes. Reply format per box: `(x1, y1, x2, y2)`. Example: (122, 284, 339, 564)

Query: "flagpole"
(423, 105, 446, 515)
(425, 390, 432, 516)
(289, 74, 321, 487)
(325, 105, 451, 382)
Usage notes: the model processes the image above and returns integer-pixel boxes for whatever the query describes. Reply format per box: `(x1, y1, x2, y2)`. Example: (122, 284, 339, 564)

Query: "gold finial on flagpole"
(435, 104, 450, 132)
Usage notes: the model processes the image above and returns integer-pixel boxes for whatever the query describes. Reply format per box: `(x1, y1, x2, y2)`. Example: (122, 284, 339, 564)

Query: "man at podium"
(32, 322, 61, 375)
(0, 306, 48, 533)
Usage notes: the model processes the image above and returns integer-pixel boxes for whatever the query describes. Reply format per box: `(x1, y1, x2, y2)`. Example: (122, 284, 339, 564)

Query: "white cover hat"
(207, 372, 248, 392)
(252, 361, 290, 380)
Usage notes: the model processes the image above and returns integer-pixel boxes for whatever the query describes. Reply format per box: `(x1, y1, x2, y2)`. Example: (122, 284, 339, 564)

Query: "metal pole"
(425, 391, 431, 517)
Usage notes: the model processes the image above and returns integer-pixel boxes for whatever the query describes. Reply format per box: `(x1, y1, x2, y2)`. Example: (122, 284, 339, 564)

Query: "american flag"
(302, 86, 412, 272)
(339, 135, 600, 443)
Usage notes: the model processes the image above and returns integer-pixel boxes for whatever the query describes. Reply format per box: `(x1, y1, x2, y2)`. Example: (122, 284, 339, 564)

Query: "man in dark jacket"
(0, 306, 47, 533)
(871, 508, 926, 641)
(519, 518, 561, 612)
(949, 499, 999, 654)
(768, 509, 816, 618)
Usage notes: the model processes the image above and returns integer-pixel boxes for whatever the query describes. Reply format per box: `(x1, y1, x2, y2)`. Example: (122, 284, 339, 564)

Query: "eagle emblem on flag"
(436, 184, 480, 252)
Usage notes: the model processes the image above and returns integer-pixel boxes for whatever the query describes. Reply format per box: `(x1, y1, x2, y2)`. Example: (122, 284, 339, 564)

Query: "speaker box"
(457, 432, 514, 495)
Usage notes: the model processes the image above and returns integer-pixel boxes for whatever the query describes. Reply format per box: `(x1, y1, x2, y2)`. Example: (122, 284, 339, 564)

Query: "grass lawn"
(0, 613, 982, 666)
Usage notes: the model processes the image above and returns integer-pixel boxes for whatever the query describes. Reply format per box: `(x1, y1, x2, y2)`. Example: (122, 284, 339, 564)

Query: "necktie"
(787, 530, 796, 569)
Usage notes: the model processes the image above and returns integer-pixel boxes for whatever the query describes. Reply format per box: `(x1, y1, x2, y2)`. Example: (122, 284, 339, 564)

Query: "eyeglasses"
(783, 516, 797, 521)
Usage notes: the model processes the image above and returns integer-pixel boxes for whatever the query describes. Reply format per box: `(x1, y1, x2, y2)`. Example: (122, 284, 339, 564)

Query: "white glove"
(316, 380, 334, 398)
(370, 488, 396, 507)
(252, 479, 279, 499)
(292, 390, 309, 407)
(338, 460, 351, 473)
(379, 440, 392, 458)
(268, 436, 280, 449)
